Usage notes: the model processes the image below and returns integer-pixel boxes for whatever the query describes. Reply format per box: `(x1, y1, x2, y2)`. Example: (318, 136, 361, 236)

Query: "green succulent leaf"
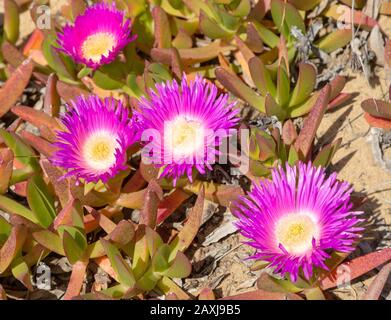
(271, 0, 305, 40)
(316, 29, 352, 53)
(0, 195, 39, 225)
(215, 67, 265, 112)
(288, 0, 321, 11)
(3, 0, 19, 44)
(249, 57, 277, 98)
(289, 63, 317, 107)
(163, 250, 192, 278)
(0, 129, 39, 172)
(32, 230, 66, 256)
(42, 34, 77, 83)
(276, 62, 290, 107)
(26, 174, 56, 229)
(59, 226, 87, 264)
(100, 239, 136, 288)
(313, 138, 342, 167)
(252, 21, 279, 48)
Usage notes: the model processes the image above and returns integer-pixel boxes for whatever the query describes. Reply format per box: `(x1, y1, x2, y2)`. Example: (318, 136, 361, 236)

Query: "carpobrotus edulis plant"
(233, 162, 364, 282)
(56, 2, 136, 69)
(136, 75, 239, 184)
(51, 95, 138, 183)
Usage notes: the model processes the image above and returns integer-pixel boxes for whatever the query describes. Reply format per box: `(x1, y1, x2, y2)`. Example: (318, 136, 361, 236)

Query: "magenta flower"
(57, 2, 136, 69)
(233, 162, 364, 282)
(51, 95, 137, 183)
(135, 75, 239, 184)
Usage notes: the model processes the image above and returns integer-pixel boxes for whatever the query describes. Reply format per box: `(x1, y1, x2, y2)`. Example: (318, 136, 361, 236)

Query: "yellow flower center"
(275, 213, 319, 255)
(83, 132, 119, 171)
(81, 32, 116, 63)
(165, 116, 204, 157)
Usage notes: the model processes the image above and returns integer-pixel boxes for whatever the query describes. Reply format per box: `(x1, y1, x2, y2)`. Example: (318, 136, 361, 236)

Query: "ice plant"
(56, 2, 136, 69)
(136, 75, 239, 184)
(51, 95, 137, 183)
(233, 162, 364, 282)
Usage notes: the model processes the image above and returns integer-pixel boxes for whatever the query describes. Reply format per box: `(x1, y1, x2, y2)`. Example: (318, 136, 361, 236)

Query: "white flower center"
(83, 131, 119, 171)
(275, 212, 319, 255)
(165, 116, 204, 158)
(81, 32, 116, 63)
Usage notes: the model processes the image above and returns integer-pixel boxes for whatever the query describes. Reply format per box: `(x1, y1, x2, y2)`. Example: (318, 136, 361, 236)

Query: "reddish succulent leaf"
(140, 179, 163, 229)
(0, 59, 34, 117)
(56, 81, 89, 103)
(246, 22, 264, 53)
(23, 244, 48, 267)
(198, 287, 215, 300)
(40, 159, 71, 207)
(215, 67, 265, 112)
(320, 248, 391, 290)
(93, 256, 119, 282)
(0, 225, 27, 273)
(0, 285, 7, 300)
(152, 6, 172, 49)
(157, 189, 191, 225)
(19, 131, 56, 157)
(282, 120, 297, 145)
(1, 41, 25, 67)
(288, 0, 321, 10)
(88, 208, 117, 235)
(12, 106, 62, 141)
(364, 112, 391, 130)
(361, 262, 391, 300)
(248, 0, 267, 21)
(53, 199, 77, 230)
(327, 93, 352, 110)
(220, 289, 303, 300)
(184, 181, 244, 207)
(325, 5, 377, 29)
(151, 40, 233, 66)
(23, 29, 44, 56)
(108, 220, 135, 246)
(329, 75, 347, 101)
(44, 73, 61, 117)
(63, 259, 88, 300)
(140, 162, 160, 182)
(84, 206, 120, 234)
(294, 85, 331, 159)
(122, 169, 147, 193)
(0, 148, 14, 194)
(170, 187, 205, 253)
(361, 98, 391, 119)
(11, 255, 33, 291)
(116, 188, 147, 210)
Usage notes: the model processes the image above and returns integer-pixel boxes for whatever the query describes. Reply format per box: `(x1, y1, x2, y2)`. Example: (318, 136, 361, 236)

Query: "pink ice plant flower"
(57, 2, 136, 69)
(233, 162, 364, 282)
(135, 74, 240, 184)
(51, 95, 138, 183)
